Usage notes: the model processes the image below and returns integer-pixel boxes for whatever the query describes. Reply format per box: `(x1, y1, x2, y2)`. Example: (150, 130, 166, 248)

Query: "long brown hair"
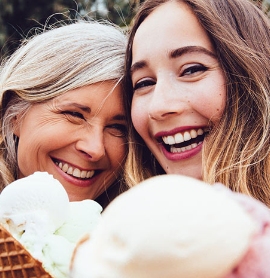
(125, 0, 270, 206)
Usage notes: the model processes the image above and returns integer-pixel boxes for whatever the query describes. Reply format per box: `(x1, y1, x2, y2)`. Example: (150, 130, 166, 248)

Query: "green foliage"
(263, 0, 270, 16)
(0, 0, 268, 59)
(0, 0, 77, 57)
(0, 0, 140, 58)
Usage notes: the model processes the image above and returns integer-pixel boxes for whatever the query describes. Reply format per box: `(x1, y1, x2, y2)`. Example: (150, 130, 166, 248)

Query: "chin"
(166, 168, 202, 180)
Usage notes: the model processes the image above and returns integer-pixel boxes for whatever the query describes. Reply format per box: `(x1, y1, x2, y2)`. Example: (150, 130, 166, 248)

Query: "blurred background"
(0, 0, 269, 59)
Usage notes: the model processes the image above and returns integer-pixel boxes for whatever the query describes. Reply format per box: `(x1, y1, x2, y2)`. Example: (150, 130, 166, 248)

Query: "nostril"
(149, 110, 178, 121)
(75, 136, 105, 160)
(148, 113, 154, 119)
(80, 150, 92, 158)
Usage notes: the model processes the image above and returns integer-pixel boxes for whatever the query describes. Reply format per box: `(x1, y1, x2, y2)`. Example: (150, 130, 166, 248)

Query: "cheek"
(199, 96, 225, 122)
(198, 76, 226, 122)
(106, 137, 127, 166)
(16, 144, 37, 178)
(209, 89, 226, 122)
(131, 98, 149, 135)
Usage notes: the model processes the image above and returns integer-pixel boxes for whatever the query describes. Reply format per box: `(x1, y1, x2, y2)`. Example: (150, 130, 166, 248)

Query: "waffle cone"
(0, 225, 52, 278)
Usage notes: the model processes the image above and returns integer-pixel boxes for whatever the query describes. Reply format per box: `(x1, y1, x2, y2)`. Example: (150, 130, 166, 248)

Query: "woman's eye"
(107, 124, 128, 137)
(181, 64, 208, 76)
(62, 111, 85, 120)
(133, 79, 156, 91)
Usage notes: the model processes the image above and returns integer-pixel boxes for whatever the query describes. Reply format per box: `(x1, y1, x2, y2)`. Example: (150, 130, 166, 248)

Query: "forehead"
(52, 82, 125, 113)
(133, 1, 214, 56)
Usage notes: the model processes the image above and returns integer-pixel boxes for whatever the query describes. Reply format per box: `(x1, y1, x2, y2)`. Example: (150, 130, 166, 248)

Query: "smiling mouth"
(160, 128, 209, 153)
(53, 159, 95, 179)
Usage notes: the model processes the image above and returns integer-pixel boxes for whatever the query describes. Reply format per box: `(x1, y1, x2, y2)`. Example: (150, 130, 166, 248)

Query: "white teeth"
(162, 128, 205, 146)
(167, 136, 175, 145)
(190, 129, 197, 138)
(81, 170, 87, 178)
(67, 167, 73, 175)
(191, 143, 198, 148)
(73, 168, 81, 178)
(170, 142, 199, 153)
(175, 133, 184, 144)
(183, 131, 191, 141)
(62, 163, 69, 172)
(86, 171, 94, 178)
(163, 136, 168, 144)
(56, 161, 95, 179)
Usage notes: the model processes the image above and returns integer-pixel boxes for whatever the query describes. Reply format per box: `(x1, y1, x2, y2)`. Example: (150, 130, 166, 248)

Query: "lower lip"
(55, 164, 100, 187)
(160, 142, 203, 161)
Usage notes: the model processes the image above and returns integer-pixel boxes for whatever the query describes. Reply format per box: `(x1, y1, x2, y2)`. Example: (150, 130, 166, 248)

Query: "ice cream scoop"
(0, 171, 69, 240)
(56, 199, 102, 244)
(70, 174, 270, 278)
(0, 171, 102, 278)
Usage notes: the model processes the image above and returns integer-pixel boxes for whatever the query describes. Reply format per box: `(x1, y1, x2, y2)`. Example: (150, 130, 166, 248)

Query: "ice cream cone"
(0, 225, 51, 278)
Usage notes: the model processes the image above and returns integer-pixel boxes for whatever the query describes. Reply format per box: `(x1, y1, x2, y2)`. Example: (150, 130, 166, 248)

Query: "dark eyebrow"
(57, 102, 126, 121)
(59, 103, 91, 113)
(112, 114, 127, 121)
(170, 45, 216, 59)
(130, 46, 216, 76)
(130, 60, 147, 76)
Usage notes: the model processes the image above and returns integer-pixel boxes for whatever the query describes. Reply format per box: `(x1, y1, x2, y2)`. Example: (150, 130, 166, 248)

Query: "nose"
(148, 77, 187, 121)
(75, 128, 105, 161)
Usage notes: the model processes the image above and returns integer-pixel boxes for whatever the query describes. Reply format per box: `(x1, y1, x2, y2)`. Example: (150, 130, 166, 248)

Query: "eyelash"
(62, 111, 127, 136)
(133, 79, 156, 91)
(107, 124, 128, 137)
(62, 111, 85, 120)
(181, 64, 208, 76)
(133, 64, 208, 91)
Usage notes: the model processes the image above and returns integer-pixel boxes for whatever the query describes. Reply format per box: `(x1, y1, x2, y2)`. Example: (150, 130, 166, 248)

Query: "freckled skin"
(131, 1, 226, 179)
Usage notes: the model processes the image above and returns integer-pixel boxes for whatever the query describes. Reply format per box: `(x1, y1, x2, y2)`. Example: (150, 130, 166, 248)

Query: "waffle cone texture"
(0, 225, 51, 278)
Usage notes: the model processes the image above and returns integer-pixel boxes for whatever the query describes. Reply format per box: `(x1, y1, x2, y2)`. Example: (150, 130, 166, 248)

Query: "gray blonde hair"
(0, 20, 128, 189)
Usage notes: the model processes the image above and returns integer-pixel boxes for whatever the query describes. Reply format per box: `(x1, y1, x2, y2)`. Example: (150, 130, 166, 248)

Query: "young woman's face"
(15, 81, 127, 201)
(130, 1, 226, 180)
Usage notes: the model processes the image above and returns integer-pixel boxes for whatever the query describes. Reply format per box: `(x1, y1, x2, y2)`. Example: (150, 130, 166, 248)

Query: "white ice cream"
(0, 171, 69, 240)
(70, 174, 258, 278)
(56, 199, 102, 243)
(0, 172, 102, 278)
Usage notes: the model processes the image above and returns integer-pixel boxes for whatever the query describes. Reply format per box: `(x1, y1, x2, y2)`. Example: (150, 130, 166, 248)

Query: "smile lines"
(55, 161, 95, 179)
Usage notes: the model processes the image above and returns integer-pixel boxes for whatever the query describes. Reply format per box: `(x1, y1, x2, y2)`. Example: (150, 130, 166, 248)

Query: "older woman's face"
(14, 81, 127, 201)
(130, 1, 226, 179)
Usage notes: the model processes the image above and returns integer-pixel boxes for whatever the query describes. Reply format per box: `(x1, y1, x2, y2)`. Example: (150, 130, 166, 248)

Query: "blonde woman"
(0, 20, 132, 208)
